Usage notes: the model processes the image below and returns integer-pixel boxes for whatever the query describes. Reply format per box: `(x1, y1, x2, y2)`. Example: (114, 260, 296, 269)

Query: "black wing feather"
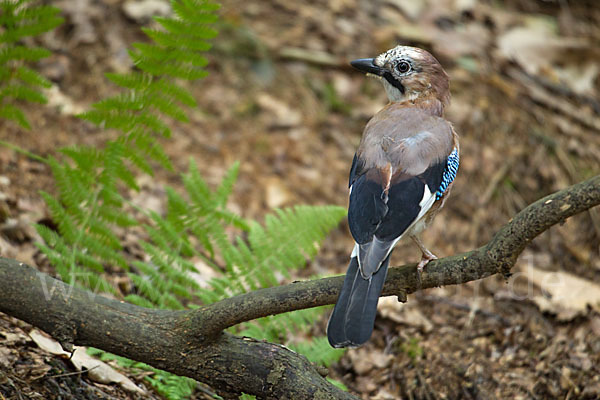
(372, 177, 424, 241)
(348, 174, 388, 244)
(348, 153, 364, 188)
(348, 155, 448, 244)
(420, 159, 446, 196)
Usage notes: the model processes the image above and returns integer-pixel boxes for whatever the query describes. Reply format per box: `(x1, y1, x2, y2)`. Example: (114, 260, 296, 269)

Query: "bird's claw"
(416, 252, 437, 287)
(417, 252, 437, 272)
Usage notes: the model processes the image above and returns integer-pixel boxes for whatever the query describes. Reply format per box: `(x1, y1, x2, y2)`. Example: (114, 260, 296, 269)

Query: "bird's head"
(350, 46, 450, 106)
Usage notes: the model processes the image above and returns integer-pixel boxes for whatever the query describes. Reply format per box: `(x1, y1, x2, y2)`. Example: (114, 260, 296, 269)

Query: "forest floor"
(1, 0, 599, 399)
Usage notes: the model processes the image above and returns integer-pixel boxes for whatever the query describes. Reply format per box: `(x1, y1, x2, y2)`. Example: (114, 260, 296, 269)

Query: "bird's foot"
(416, 252, 437, 287)
(417, 252, 437, 272)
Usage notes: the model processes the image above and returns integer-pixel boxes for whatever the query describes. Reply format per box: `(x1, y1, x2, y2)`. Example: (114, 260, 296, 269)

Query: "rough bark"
(0, 259, 355, 399)
(0, 175, 598, 398)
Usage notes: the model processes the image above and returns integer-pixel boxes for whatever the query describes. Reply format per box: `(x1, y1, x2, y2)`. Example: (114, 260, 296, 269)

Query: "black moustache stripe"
(383, 72, 405, 94)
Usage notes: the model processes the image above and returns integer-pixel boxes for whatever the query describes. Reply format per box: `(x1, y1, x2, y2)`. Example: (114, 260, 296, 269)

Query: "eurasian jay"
(327, 46, 459, 348)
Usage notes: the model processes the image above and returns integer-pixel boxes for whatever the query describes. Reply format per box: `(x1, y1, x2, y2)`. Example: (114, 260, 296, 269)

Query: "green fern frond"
(35, 0, 221, 297)
(240, 205, 346, 289)
(215, 161, 239, 206)
(128, 161, 346, 322)
(133, 42, 209, 68)
(83, 102, 171, 137)
(104, 71, 153, 91)
(123, 293, 156, 309)
(59, 146, 103, 172)
(127, 164, 348, 375)
(288, 336, 345, 367)
(0, 46, 50, 63)
(171, 0, 220, 22)
(0, 1, 62, 42)
(153, 78, 198, 107)
(0, 103, 27, 127)
(142, 28, 212, 52)
(0, 82, 46, 102)
(0, 0, 62, 128)
(239, 307, 325, 343)
(19, 1, 351, 396)
(146, 372, 197, 400)
(79, 0, 220, 146)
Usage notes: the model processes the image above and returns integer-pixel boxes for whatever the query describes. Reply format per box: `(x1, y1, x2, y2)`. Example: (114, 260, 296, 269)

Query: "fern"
(36, 0, 220, 290)
(288, 336, 345, 367)
(79, 0, 219, 157)
(125, 160, 346, 373)
(0, 0, 63, 128)
(145, 371, 198, 400)
(240, 205, 345, 289)
(39, 0, 221, 286)
(125, 160, 346, 311)
(8, 0, 350, 397)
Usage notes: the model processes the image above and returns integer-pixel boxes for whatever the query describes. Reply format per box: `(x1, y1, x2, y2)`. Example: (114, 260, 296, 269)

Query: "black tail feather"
(327, 255, 390, 348)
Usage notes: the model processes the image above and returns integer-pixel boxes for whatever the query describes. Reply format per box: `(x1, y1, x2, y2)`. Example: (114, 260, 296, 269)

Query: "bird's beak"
(350, 58, 384, 76)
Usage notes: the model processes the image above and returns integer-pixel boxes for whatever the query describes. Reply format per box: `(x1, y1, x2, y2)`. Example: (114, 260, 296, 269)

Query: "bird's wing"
(348, 105, 456, 276)
(328, 104, 458, 348)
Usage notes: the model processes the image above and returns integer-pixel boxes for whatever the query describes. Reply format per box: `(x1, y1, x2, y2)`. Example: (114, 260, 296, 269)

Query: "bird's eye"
(396, 61, 410, 74)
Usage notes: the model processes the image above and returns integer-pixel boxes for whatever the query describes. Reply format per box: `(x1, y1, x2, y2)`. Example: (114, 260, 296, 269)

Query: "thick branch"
(0, 175, 598, 398)
(192, 175, 600, 335)
(0, 258, 356, 399)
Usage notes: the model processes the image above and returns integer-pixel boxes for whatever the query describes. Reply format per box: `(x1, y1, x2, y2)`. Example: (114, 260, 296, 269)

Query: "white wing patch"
(417, 184, 435, 220)
(351, 185, 436, 270)
(351, 242, 359, 258)
(409, 184, 435, 236)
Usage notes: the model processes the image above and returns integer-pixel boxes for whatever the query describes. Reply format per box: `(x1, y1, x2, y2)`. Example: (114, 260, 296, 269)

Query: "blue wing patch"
(436, 148, 459, 200)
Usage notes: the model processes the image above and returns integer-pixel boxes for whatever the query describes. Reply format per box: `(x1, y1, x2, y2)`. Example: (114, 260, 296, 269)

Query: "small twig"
(480, 162, 511, 206)
(196, 382, 221, 398)
(470, 161, 512, 244)
(198, 249, 227, 272)
(79, 378, 113, 398)
(40, 365, 99, 380)
(5, 378, 23, 400)
(531, 123, 600, 241)
(278, 47, 344, 68)
(418, 295, 510, 325)
(519, 65, 600, 115)
(507, 68, 600, 132)
(0, 140, 49, 164)
(588, 208, 600, 241)
(416, 366, 438, 400)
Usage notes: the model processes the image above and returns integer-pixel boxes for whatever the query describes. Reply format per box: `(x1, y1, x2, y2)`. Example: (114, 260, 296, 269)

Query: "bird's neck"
(391, 96, 446, 117)
(382, 78, 450, 116)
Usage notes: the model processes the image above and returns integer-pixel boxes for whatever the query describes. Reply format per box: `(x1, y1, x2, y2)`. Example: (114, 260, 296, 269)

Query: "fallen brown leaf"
(28, 330, 146, 394)
(528, 267, 600, 321)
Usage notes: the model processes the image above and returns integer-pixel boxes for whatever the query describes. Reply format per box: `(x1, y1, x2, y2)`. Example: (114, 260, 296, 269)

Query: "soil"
(1, 0, 599, 399)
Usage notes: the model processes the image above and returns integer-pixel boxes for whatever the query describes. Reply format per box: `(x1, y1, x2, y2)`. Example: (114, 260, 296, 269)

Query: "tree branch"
(0, 175, 598, 398)
(192, 174, 600, 336)
(0, 258, 357, 399)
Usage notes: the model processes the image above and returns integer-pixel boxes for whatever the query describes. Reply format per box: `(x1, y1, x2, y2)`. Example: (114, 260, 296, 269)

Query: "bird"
(327, 45, 459, 348)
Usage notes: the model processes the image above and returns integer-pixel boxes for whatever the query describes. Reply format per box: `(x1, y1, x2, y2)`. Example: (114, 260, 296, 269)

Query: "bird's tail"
(327, 254, 390, 348)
